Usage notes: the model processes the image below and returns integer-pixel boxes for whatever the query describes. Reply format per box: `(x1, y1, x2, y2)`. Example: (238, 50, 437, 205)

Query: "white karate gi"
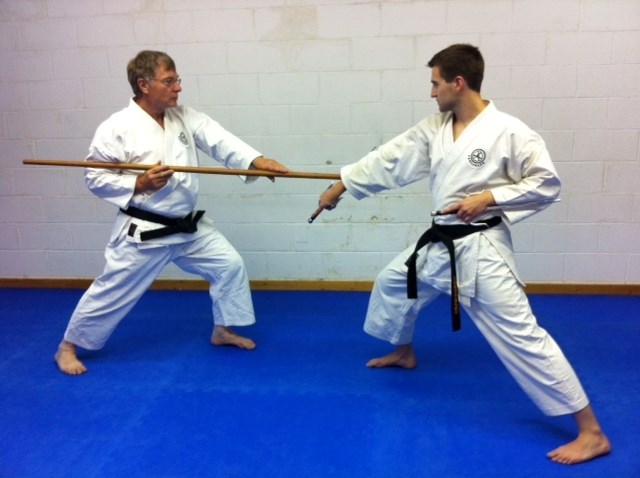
(341, 102, 589, 416)
(64, 100, 261, 350)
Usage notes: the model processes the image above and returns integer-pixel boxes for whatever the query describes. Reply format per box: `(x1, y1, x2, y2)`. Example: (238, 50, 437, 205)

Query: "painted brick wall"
(0, 0, 638, 283)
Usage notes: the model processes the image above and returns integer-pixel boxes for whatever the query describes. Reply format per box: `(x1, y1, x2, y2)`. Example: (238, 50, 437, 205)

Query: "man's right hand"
(135, 162, 174, 193)
(318, 181, 346, 210)
(309, 181, 346, 223)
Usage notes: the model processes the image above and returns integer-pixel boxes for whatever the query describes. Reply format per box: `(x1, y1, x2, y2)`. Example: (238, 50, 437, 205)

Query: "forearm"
(490, 173, 560, 207)
(84, 168, 137, 209)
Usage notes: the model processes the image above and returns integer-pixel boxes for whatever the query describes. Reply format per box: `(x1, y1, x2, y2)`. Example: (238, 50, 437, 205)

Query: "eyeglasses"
(150, 76, 182, 88)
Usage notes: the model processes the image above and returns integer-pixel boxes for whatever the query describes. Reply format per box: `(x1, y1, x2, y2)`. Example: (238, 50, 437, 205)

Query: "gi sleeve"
(186, 107, 262, 181)
(84, 122, 138, 209)
(341, 122, 431, 200)
(490, 129, 561, 224)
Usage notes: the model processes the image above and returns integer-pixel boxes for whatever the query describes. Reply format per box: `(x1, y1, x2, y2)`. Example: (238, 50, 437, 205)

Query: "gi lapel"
(430, 103, 495, 202)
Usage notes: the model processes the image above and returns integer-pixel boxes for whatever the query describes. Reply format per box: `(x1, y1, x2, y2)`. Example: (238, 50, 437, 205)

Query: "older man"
(55, 50, 288, 375)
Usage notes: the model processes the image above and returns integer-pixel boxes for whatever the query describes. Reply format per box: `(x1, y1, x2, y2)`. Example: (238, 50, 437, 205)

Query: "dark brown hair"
(427, 44, 484, 92)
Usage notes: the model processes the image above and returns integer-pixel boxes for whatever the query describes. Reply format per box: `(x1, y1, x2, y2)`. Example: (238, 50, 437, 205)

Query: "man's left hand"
(440, 191, 496, 222)
(250, 156, 289, 181)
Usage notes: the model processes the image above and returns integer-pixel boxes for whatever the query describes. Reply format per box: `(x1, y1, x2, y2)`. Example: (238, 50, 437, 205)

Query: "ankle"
(59, 340, 76, 352)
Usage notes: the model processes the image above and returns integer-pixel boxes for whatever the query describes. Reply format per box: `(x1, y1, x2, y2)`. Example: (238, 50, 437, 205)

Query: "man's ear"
(454, 76, 466, 92)
(137, 77, 150, 95)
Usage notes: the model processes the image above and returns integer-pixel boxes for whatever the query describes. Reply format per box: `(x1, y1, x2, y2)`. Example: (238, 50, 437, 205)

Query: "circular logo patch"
(468, 149, 486, 168)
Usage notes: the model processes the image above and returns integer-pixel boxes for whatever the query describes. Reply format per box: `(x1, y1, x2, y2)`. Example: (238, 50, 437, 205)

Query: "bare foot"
(547, 431, 611, 465)
(548, 404, 612, 465)
(211, 326, 256, 350)
(55, 341, 87, 375)
(366, 343, 417, 369)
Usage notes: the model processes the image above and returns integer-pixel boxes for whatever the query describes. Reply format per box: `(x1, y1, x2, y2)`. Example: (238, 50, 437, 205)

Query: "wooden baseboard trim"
(0, 278, 639, 295)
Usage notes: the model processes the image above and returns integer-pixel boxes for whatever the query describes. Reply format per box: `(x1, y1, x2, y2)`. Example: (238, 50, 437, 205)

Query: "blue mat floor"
(0, 288, 638, 477)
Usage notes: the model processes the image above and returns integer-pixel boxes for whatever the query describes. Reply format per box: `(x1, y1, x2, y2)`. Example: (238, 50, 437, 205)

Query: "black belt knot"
(404, 216, 502, 331)
(120, 206, 205, 241)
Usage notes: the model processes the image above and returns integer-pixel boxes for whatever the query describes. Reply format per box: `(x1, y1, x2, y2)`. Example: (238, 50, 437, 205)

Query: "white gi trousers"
(64, 226, 254, 351)
(364, 235, 589, 417)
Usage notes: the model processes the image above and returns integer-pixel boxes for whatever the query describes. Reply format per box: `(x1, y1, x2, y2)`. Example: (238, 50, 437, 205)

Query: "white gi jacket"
(84, 99, 261, 247)
(341, 101, 561, 301)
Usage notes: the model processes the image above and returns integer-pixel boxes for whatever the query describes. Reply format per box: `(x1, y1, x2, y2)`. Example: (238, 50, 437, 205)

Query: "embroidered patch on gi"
(468, 149, 486, 168)
(178, 132, 189, 146)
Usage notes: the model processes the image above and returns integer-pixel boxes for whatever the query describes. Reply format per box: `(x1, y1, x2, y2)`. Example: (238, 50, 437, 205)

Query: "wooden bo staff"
(22, 159, 341, 181)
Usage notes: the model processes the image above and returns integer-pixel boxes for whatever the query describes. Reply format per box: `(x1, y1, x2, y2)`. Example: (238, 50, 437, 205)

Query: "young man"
(316, 44, 610, 465)
(55, 50, 289, 375)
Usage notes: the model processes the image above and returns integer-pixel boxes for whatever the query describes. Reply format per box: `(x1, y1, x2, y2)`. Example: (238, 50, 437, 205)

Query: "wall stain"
(260, 6, 317, 41)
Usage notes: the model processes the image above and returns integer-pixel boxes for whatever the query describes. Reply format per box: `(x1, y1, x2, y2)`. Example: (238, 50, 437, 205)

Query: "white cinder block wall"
(0, 0, 639, 284)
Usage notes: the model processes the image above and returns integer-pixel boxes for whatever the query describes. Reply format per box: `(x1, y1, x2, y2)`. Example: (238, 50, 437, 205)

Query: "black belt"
(120, 206, 205, 242)
(405, 216, 502, 331)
